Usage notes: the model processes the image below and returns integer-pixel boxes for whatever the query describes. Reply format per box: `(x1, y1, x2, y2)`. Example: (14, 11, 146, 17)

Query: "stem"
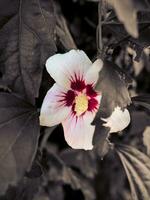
(40, 126, 57, 150)
(97, 0, 103, 58)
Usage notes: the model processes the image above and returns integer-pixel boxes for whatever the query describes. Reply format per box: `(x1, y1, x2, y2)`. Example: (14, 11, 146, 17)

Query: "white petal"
(62, 111, 96, 150)
(46, 49, 92, 89)
(85, 59, 103, 85)
(40, 84, 71, 127)
(102, 106, 130, 133)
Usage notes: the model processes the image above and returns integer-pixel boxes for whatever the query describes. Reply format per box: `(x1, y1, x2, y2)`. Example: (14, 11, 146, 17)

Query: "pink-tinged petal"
(40, 84, 71, 127)
(62, 111, 96, 150)
(101, 106, 130, 133)
(46, 50, 92, 89)
(85, 59, 103, 85)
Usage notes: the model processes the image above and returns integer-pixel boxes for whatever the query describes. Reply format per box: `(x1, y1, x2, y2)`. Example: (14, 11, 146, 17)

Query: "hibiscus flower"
(40, 50, 130, 150)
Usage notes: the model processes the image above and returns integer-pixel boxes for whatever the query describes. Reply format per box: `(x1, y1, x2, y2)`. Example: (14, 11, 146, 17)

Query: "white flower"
(40, 49, 131, 150)
(40, 50, 102, 150)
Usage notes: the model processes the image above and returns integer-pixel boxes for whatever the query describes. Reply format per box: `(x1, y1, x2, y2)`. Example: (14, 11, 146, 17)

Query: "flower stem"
(97, 0, 103, 58)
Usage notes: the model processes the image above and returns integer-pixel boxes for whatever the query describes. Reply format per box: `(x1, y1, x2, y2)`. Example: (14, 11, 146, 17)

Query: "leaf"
(25, 150, 43, 179)
(0, 0, 19, 29)
(95, 60, 131, 118)
(104, 12, 150, 61)
(116, 144, 150, 200)
(128, 111, 150, 137)
(40, 126, 57, 150)
(33, 183, 64, 200)
(93, 122, 110, 158)
(143, 127, 150, 156)
(107, 0, 138, 38)
(0, 0, 56, 104)
(60, 149, 97, 179)
(0, 0, 19, 17)
(132, 95, 150, 111)
(47, 152, 96, 200)
(54, 1, 77, 50)
(0, 92, 40, 195)
(106, 0, 150, 38)
(129, 23, 150, 61)
(93, 60, 131, 156)
(1, 176, 41, 200)
(132, 26, 150, 50)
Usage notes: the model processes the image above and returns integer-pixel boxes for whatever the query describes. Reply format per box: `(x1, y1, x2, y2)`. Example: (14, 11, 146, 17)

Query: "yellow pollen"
(74, 94, 88, 116)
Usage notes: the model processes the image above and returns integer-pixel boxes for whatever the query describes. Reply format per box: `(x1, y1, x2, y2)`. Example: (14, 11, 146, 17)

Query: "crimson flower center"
(61, 75, 100, 117)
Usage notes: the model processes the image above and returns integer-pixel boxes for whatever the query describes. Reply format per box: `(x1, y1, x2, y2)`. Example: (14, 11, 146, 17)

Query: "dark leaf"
(18, 177, 41, 200)
(132, 26, 150, 50)
(26, 150, 43, 179)
(129, 111, 150, 137)
(47, 152, 96, 200)
(48, 183, 64, 200)
(54, 1, 77, 50)
(104, 12, 150, 60)
(40, 126, 57, 150)
(106, 0, 150, 38)
(95, 60, 131, 118)
(93, 121, 110, 158)
(33, 189, 50, 200)
(120, 111, 150, 149)
(0, 0, 19, 29)
(0, 0, 19, 17)
(132, 95, 150, 111)
(1, 177, 41, 200)
(143, 127, 150, 156)
(129, 24, 150, 61)
(60, 149, 97, 179)
(116, 144, 150, 200)
(93, 60, 131, 156)
(33, 183, 64, 200)
(0, 93, 40, 195)
(0, 0, 56, 104)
